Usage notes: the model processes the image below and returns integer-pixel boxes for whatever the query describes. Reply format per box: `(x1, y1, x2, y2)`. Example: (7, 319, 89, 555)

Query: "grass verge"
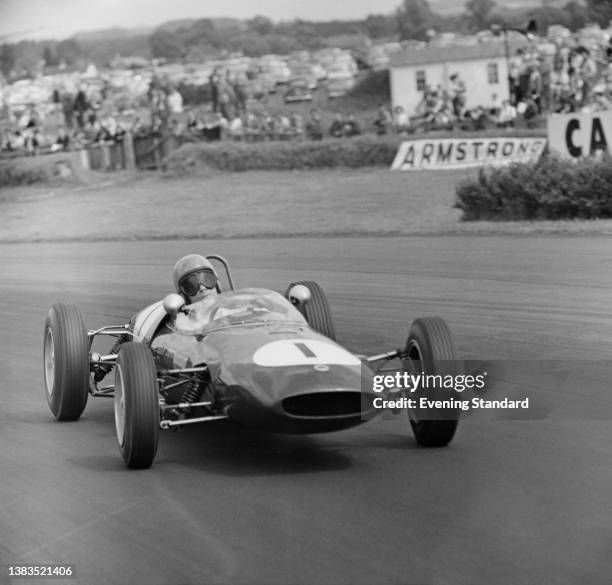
(1, 168, 612, 243)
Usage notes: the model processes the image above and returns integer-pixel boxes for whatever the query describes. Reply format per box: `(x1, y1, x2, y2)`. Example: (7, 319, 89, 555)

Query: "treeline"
(0, 0, 609, 78)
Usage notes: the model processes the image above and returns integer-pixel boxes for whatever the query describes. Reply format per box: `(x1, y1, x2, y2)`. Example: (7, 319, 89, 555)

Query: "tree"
(149, 29, 186, 60)
(56, 39, 81, 65)
(586, 0, 612, 27)
(248, 15, 275, 35)
(43, 45, 58, 67)
(396, 0, 435, 41)
(14, 40, 43, 75)
(464, 0, 497, 31)
(0, 43, 15, 77)
(184, 19, 221, 49)
(364, 14, 396, 39)
(564, 1, 588, 30)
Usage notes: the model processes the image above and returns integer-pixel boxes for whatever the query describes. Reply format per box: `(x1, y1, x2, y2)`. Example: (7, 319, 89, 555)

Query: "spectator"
(74, 85, 89, 129)
(228, 115, 244, 141)
(539, 57, 553, 113)
(51, 127, 70, 152)
(167, 88, 183, 115)
(61, 91, 74, 129)
(449, 73, 466, 117)
(209, 67, 222, 112)
(290, 112, 304, 140)
(509, 50, 523, 104)
(232, 74, 248, 117)
(373, 104, 392, 135)
(306, 108, 323, 141)
(466, 106, 487, 131)
(343, 112, 361, 137)
(329, 112, 345, 138)
(186, 111, 198, 134)
(170, 118, 185, 138)
(522, 92, 540, 126)
(393, 105, 410, 134)
(591, 87, 612, 112)
(217, 79, 235, 121)
(497, 100, 517, 128)
(275, 112, 291, 140)
(529, 66, 542, 113)
(490, 93, 501, 118)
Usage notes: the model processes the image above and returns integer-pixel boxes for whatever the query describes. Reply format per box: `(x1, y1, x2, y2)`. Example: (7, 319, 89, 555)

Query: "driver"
(94, 254, 219, 382)
(173, 254, 219, 305)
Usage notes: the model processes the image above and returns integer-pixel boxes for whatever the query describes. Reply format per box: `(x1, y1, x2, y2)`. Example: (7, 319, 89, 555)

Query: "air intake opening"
(282, 392, 368, 417)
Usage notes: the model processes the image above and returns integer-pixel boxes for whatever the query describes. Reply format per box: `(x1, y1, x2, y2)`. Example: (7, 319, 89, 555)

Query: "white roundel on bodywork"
(253, 339, 361, 367)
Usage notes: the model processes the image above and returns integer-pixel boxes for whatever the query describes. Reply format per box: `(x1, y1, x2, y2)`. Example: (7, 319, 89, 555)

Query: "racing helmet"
(173, 254, 218, 300)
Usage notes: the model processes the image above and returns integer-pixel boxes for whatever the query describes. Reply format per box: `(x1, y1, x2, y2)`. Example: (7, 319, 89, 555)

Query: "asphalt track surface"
(1, 236, 612, 585)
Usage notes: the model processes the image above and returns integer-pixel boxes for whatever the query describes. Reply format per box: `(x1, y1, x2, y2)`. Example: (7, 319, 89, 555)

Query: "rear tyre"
(114, 342, 159, 469)
(43, 303, 89, 421)
(405, 317, 462, 447)
(285, 280, 336, 340)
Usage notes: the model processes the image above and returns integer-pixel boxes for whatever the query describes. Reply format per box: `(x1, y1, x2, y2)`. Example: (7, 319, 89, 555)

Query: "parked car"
(284, 78, 313, 103)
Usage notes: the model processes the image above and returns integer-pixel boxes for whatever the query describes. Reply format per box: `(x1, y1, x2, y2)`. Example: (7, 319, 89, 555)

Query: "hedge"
(163, 129, 545, 174)
(455, 154, 612, 221)
(0, 159, 47, 186)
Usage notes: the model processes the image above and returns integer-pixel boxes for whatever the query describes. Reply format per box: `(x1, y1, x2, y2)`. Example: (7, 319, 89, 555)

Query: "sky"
(0, 0, 413, 41)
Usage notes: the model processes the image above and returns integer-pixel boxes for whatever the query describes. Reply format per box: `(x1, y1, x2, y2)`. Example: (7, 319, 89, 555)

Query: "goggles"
(179, 269, 217, 297)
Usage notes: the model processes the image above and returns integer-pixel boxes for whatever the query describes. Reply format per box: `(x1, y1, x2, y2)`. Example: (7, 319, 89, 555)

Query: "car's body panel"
(142, 288, 377, 433)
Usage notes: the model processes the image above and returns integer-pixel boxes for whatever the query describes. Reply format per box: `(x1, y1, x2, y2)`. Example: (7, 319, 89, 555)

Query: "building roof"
(390, 40, 527, 68)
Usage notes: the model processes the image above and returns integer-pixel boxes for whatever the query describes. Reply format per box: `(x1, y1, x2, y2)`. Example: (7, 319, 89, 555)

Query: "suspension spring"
(179, 375, 203, 416)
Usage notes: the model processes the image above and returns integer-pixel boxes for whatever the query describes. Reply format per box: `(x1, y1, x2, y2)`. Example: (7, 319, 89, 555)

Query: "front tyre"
(43, 303, 89, 421)
(405, 317, 462, 447)
(114, 342, 159, 469)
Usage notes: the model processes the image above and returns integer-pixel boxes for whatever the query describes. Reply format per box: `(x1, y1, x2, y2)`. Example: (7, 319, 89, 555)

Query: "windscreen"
(173, 288, 307, 335)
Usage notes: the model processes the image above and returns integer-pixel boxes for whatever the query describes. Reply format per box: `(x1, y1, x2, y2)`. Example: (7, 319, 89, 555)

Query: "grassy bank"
(1, 168, 612, 243)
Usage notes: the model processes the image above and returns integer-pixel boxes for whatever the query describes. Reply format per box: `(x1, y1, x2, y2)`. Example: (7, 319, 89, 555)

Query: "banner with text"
(547, 111, 612, 159)
(391, 137, 547, 171)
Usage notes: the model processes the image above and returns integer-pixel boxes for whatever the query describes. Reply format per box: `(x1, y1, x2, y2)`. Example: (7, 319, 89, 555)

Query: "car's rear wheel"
(114, 342, 159, 469)
(285, 280, 336, 340)
(404, 317, 461, 447)
(43, 303, 89, 421)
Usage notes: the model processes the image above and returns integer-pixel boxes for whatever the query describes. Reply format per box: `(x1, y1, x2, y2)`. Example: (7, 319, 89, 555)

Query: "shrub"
(0, 160, 47, 186)
(164, 136, 404, 173)
(0, 154, 84, 187)
(455, 154, 612, 221)
(164, 130, 545, 174)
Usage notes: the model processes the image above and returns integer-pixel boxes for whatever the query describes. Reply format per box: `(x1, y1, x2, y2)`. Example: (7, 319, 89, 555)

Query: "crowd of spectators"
(401, 34, 612, 134)
(181, 106, 368, 142)
(0, 77, 186, 157)
(3, 28, 612, 159)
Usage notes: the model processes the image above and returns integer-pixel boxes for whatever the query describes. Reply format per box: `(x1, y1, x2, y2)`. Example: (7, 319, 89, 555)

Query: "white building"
(390, 41, 524, 115)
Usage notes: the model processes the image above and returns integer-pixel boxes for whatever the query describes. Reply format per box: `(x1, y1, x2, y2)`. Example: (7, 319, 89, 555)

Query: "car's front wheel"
(43, 303, 89, 421)
(114, 342, 159, 469)
(404, 317, 462, 447)
(285, 280, 336, 340)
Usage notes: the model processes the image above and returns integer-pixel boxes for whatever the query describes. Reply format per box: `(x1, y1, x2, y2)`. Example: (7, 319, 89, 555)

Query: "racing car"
(43, 255, 462, 468)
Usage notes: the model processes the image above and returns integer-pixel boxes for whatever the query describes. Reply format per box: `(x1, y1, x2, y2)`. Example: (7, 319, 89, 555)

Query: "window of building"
(488, 63, 499, 84)
(416, 70, 426, 91)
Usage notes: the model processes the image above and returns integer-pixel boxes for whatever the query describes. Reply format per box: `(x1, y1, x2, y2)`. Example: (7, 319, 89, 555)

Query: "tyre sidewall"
(115, 343, 159, 469)
(43, 304, 89, 421)
(406, 317, 461, 446)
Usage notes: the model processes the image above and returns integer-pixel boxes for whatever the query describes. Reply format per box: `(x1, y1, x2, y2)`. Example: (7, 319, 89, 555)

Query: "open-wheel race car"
(43, 255, 463, 468)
